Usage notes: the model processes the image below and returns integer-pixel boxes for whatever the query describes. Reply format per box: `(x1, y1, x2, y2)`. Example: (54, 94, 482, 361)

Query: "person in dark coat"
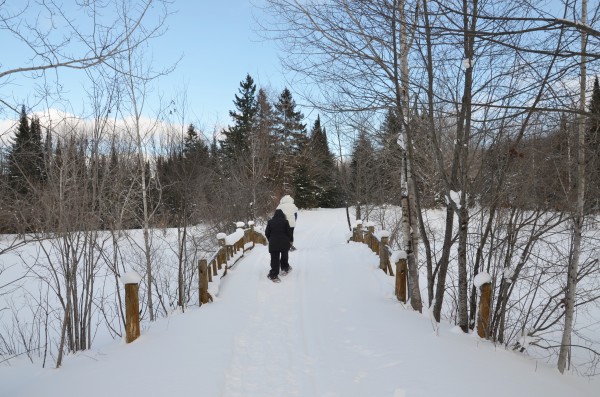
(264, 209, 293, 282)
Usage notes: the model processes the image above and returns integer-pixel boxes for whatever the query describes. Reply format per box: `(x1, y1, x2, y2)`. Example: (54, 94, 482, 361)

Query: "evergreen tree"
(7, 107, 45, 195)
(221, 74, 258, 160)
(349, 129, 377, 214)
(292, 161, 315, 208)
(184, 124, 210, 163)
(251, 88, 278, 216)
(273, 88, 307, 194)
(308, 116, 340, 207)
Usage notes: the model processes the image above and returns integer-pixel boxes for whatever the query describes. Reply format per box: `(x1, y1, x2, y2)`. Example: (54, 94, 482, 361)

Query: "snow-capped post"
(211, 258, 218, 277)
(248, 221, 256, 248)
(366, 222, 375, 252)
(393, 250, 408, 303)
(474, 272, 493, 338)
(379, 231, 391, 274)
(356, 220, 363, 243)
(236, 222, 245, 252)
(199, 259, 210, 305)
(217, 233, 226, 270)
(121, 271, 142, 343)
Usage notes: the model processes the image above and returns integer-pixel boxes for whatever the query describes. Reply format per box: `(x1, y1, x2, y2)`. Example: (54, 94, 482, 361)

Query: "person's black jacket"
(265, 209, 293, 252)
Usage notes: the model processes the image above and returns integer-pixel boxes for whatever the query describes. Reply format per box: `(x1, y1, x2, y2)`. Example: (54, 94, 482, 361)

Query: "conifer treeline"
(0, 75, 348, 233)
(3, 75, 600, 234)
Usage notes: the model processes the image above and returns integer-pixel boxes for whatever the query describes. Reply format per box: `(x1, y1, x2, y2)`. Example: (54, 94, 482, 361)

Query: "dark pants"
(269, 250, 290, 277)
(290, 227, 295, 246)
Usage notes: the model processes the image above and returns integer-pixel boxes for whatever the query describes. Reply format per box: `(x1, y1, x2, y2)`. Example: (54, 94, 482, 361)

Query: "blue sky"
(2, 0, 288, 131)
(154, 0, 286, 127)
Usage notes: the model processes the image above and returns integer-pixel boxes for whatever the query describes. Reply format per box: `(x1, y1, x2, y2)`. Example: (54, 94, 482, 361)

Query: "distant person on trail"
(265, 209, 293, 283)
(277, 194, 298, 251)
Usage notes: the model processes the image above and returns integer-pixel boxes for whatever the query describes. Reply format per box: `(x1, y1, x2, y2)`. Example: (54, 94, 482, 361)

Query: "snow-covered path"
(1, 209, 596, 397)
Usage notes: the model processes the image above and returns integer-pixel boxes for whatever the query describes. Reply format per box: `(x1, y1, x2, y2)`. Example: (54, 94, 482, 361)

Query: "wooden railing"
(350, 219, 493, 338)
(198, 221, 267, 305)
(348, 220, 408, 304)
(123, 221, 266, 343)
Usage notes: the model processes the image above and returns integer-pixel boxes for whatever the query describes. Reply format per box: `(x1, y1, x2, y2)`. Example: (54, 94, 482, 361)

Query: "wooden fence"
(349, 219, 493, 338)
(349, 220, 408, 303)
(123, 221, 267, 343)
(198, 221, 267, 305)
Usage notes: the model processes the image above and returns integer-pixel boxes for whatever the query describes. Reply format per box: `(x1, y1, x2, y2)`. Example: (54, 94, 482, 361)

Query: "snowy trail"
(220, 209, 351, 397)
(1, 208, 597, 397)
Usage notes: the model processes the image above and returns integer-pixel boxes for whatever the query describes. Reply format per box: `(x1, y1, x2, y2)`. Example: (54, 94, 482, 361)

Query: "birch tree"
(558, 0, 587, 374)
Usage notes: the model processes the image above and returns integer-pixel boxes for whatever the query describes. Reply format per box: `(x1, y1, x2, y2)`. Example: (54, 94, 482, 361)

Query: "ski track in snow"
(221, 210, 347, 397)
(221, 209, 394, 397)
(218, 209, 430, 396)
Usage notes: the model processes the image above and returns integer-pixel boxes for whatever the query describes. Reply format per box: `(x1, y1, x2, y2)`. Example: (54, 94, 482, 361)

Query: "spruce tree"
(349, 129, 377, 215)
(308, 116, 340, 207)
(7, 107, 45, 195)
(273, 88, 307, 194)
(221, 74, 258, 160)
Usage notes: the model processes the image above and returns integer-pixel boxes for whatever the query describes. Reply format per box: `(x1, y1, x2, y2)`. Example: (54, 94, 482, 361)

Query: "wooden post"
(478, 281, 492, 338)
(199, 259, 209, 305)
(396, 258, 407, 303)
(356, 223, 363, 243)
(218, 237, 226, 269)
(211, 259, 218, 276)
(123, 275, 141, 343)
(368, 226, 375, 252)
(250, 223, 256, 247)
(380, 236, 389, 273)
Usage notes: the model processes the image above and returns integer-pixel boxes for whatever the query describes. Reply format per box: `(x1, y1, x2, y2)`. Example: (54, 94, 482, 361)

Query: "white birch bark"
(558, 0, 586, 373)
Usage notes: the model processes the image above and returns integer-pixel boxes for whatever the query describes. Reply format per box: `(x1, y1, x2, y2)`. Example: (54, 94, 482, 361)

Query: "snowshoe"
(281, 266, 293, 276)
(268, 275, 281, 283)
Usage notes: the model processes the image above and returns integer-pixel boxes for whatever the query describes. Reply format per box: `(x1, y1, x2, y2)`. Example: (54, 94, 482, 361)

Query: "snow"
(391, 250, 407, 262)
(216, 232, 227, 240)
(377, 229, 391, 239)
(447, 190, 462, 209)
(120, 271, 142, 285)
(225, 228, 245, 246)
(0, 209, 597, 397)
(474, 272, 492, 287)
(247, 221, 255, 226)
(504, 268, 515, 281)
(235, 221, 245, 228)
(396, 132, 406, 150)
(462, 58, 473, 69)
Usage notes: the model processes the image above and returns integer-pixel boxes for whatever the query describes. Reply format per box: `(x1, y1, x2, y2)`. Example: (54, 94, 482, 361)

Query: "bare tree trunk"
(558, 0, 586, 373)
